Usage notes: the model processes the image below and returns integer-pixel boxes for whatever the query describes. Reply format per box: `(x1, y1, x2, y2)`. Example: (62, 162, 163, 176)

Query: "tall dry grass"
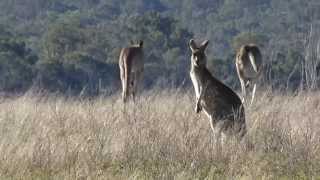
(0, 89, 319, 179)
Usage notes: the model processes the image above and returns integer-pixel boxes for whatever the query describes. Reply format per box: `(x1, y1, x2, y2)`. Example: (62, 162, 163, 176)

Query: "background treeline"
(0, 0, 320, 95)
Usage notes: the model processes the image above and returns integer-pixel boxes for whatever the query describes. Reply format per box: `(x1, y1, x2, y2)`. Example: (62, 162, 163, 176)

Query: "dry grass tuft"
(0, 89, 319, 179)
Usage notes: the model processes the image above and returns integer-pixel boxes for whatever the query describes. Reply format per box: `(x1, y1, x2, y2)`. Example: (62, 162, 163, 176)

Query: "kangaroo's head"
(130, 40, 144, 48)
(189, 39, 209, 67)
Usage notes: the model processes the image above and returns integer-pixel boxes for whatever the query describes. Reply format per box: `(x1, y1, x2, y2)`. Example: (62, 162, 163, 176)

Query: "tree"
(0, 26, 38, 91)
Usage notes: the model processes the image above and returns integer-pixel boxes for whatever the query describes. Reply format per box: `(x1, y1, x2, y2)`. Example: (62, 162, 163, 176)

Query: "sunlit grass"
(0, 89, 319, 179)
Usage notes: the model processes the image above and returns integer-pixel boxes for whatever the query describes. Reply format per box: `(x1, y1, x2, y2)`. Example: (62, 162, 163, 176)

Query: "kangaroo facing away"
(235, 44, 262, 105)
(189, 39, 246, 138)
(119, 40, 144, 103)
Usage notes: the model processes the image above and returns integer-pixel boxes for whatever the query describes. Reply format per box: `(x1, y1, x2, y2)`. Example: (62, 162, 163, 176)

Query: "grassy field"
(0, 89, 319, 179)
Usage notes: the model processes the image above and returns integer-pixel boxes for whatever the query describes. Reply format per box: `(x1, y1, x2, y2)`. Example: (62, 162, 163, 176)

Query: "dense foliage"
(0, 0, 319, 94)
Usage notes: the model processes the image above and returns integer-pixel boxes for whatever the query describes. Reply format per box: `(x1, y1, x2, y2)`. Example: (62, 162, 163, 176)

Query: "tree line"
(0, 0, 319, 95)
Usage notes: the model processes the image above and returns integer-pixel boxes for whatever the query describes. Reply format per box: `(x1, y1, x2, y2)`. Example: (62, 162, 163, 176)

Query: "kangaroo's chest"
(129, 56, 144, 72)
(190, 68, 207, 99)
(190, 71, 200, 98)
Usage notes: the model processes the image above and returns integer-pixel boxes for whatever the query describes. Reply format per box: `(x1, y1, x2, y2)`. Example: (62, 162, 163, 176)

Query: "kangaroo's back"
(120, 47, 143, 71)
(236, 44, 263, 105)
(236, 44, 262, 77)
(119, 41, 144, 103)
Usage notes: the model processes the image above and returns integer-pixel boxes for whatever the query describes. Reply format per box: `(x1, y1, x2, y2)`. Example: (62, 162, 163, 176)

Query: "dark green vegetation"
(0, 0, 319, 94)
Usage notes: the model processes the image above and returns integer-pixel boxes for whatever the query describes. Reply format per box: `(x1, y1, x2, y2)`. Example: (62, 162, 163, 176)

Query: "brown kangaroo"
(189, 39, 246, 138)
(119, 40, 144, 103)
(235, 44, 262, 105)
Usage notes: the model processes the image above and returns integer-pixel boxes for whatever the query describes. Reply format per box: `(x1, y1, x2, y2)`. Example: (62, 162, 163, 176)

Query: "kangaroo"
(119, 40, 144, 103)
(235, 44, 262, 105)
(189, 39, 246, 138)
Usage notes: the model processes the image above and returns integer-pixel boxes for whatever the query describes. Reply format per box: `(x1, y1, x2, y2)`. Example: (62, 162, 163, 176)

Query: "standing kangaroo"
(119, 40, 144, 103)
(189, 39, 246, 138)
(235, 44, 262, 105)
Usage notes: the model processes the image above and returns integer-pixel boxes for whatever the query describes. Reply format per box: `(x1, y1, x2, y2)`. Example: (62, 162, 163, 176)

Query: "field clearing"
(0, 89, 319, 179)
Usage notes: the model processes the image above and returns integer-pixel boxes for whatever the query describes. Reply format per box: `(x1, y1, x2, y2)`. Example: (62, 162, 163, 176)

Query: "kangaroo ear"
(139, 40, 143, 48)
(189, 39, 197, 52)
(200, 40, 209, 51)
